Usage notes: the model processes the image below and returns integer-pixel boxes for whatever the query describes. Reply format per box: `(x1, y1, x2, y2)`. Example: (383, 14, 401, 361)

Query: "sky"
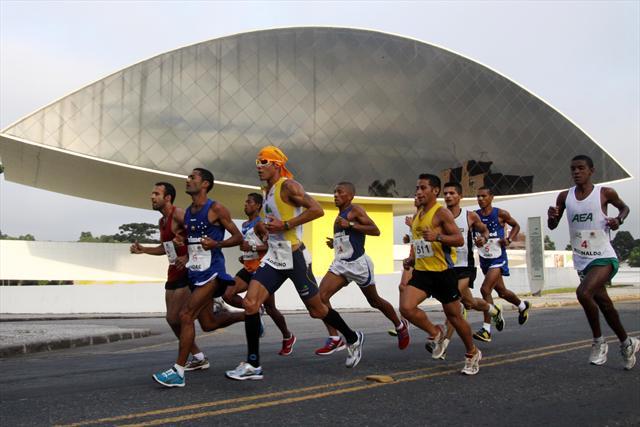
(0, 1, 638, 249)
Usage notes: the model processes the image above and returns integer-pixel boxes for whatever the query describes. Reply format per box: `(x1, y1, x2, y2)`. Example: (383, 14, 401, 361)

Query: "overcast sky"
(1, 1, 638, 248)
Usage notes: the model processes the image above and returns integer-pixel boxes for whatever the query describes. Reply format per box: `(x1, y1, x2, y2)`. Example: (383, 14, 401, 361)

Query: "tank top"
(333, 205, 365, 262)
(565, 185, 617, 271)
(159, 207, 188, 282)
(454, 210, 474, 268)
(241, 216, 264, 273)
(263, 177, 302, 245)
(184, 199, 226, 273)
(476, 207, 506, 260)
(411, 202, 455, 272)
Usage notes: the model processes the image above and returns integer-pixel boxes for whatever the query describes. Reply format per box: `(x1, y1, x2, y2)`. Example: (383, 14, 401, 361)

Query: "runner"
(226, 146, 364, 381)
(223, 192, 296, 356)
(130, 182, 209, 371)
(316, 182, 408, 355)
(401, 174, 482, 375)
(548, 154, 638, 368)
(152, 168, 244, 387)
(473, 187, 530, 343)
(433, 182, 504, 358)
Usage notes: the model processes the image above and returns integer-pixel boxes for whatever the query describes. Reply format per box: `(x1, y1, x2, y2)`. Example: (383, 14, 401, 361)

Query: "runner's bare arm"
(335, 204, 380, 236)
(266, 179, 324, 232)
(201, 203, 243, 250)
(468, 211, 489, 246)
(547, 190, 568, 230)
(499, 209, 520, 244)
(603, 187, 629, 231)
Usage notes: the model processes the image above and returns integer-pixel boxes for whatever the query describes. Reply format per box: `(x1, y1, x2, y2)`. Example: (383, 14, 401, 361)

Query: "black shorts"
(252, 248, 319, 300)
(235, 267, 253, 285)
(188, 275, 234, 298)
(453, 266, 477, 289)
(408, 269, 460, 304)
(165, 274, 190, 290)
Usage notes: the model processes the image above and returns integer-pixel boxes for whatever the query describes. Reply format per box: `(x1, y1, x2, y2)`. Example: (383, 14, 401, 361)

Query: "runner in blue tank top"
(473, 186, 530, 343)
(315, 182, 409, 355)
(152, 168, 244, 388)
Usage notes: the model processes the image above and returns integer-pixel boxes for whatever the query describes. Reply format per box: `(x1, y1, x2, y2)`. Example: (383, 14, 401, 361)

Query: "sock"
(594, 336, 605, 344)
(329, 335, 340, 340)
(193, 352, 205, 361)
(488, 304, 498, 316)
(324, 309, 358, 344)
(483, 323, 491, 333)
(395, 322, 404, 330)
(622, 337, 631, 347)
(245, 313, 261, 367)
(174, 363, 185, 377)
(518, 301, 526, 311)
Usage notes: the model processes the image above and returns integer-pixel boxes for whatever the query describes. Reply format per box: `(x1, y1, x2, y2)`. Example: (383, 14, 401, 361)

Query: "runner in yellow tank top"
(401, 173, 482, 375)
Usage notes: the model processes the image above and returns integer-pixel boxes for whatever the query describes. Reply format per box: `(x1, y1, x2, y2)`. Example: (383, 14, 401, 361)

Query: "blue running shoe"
(152, 367, 185, 388)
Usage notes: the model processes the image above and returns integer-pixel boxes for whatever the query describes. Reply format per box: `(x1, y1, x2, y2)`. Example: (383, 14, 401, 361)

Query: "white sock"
(488, 304, 498, 316)
(193, 352, 205, 361)
(330, 335, 340, 341)
(518, 301, 526, 311)
(594, 336, 605, 344)
(483, 323, 491, 333)
(174, 363, 185, 377)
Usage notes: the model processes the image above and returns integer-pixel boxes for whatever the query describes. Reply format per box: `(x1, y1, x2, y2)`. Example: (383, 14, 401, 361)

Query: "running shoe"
(461, 349, 482, 375)
(397, 319, 410, 350)
(315, 337, 346, 355)
(473, 328, 491, 343)
(225, 362, 263, 381)
(493, 304, 505, 332)
(278, 334, 297, 356)
(518, 301, 531, 325)
(184, 356, 210, 371)
(345, 331, 364, 368)
(152, 367, 185, 388)
(429, 324, 446, 360)
(438, 338, 450, 360)
(589, 340, 608, 365)
(387, 328, 398, 337)
(621, 337, 640, 370)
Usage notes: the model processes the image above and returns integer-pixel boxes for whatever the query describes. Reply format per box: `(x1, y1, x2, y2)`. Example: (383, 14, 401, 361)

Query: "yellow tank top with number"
(411, 202, 456, 272)
(263, 177, 302, 246)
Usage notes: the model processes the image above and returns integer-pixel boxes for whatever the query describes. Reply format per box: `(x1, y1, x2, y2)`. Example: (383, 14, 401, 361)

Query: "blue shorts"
(188, 255, 234, 297)
(479, 256, 510, 276)
(253, 248, 319, 300)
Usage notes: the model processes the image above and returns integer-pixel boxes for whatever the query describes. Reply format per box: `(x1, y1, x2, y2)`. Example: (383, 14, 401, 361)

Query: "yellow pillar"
(302, 201, 395, 276)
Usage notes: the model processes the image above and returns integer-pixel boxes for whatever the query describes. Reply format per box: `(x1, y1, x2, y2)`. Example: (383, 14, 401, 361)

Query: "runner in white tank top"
(548, 155, 637, 369)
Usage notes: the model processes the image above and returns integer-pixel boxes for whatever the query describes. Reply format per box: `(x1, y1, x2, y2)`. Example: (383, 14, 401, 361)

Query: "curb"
(0, 329, 151, 358)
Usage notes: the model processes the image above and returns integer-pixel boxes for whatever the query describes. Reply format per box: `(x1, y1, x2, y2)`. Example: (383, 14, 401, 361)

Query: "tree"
(611, 231, 636, 261)
(565, 244, 572, 251)
(628, 247, 640, 267)
(368, 179, 399, 197)
(0, 230, 36, 240)
(116, 223, 159, 243)
(544, 235, 556, 250)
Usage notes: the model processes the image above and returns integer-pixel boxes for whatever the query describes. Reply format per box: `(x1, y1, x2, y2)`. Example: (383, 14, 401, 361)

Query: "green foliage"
(628, 247, 640, 267)
(565, 244, 572, 251)
(611, 231, 636, 261)
(0, 230, 36, 241)
(544, 235, 556, 250)
(78, 223, 159, 243)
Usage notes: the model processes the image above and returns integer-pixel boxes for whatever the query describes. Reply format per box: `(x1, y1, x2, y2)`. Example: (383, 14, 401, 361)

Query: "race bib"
(413, 238, 434, 259)
(480, 238, 502, 259)
(186, 243, 212, 272)
(163, 241, 178, 265)
(242, 229, 261, 261)
(572, 229, 609, 256)
(263, 240, 293, 270)
(333, 232, 354, 260)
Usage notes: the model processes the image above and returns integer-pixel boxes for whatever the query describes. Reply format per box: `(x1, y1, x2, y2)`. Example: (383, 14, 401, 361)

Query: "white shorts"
(328, 254, 375, 287)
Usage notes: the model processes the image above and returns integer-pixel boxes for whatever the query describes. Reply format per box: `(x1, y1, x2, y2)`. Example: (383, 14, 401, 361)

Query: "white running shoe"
(589, 340, 608, 365)
(621, 337, 640, 370)
(429, 324, 446, 360)
(461, 350, 482, 375)
(345, 331, 364, 368)
(437, 338, 450, 360)
(225, 362, 263, 381)
(184, 356, 210, 371)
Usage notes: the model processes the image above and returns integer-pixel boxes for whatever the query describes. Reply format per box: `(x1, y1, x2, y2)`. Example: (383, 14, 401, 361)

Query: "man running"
(434, 182, 504, 358)
(473, 187, 530, 343)
(226, 146, 364, 381)
(223, 192, 296, 356)
(315, 182, 409, 355)
(401, 174, 481, 375)
(130, 182, 209, 371)
(152, 168, 244, 387)
(548, 155, 638, 369)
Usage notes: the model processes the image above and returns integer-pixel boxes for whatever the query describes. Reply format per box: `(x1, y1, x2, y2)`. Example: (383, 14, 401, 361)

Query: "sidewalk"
(1, 285, 638, 358)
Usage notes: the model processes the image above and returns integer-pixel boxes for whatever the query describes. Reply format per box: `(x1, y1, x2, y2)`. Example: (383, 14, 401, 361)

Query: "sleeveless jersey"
(241, 216, 264, 273)
(453, 210, 474, 268)
(159, 206, 188, 282)
(565, 185, 617, 271)
(411, 202, 455, 272)
(333, 205, 365, 262)
(263, 177, 302, 245)
(476, 207, 507, 260)
(184, 199, 228, 283)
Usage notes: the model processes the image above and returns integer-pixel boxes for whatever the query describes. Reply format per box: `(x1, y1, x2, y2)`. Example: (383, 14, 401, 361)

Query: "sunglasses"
(255, 159, 274, 167)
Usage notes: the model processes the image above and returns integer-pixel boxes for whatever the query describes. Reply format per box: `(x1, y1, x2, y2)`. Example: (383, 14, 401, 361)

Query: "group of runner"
(131, 148, 638, 388)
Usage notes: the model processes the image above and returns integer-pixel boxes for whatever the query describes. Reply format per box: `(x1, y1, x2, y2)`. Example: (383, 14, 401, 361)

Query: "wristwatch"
(251, 243, 257, 252)
(506, 237, 512, 245)
(284, 221, 290, 230)
(617, 217, 624, 225)
(348, 221, 355, 229)
(436, 234, 442, 242)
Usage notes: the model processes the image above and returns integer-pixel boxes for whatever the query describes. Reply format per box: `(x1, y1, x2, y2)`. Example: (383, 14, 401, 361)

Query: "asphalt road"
(1, 303, 639, 426)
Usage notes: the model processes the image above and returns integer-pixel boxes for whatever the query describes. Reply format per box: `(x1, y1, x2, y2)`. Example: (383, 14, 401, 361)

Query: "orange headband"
(257, 146, 293, 179)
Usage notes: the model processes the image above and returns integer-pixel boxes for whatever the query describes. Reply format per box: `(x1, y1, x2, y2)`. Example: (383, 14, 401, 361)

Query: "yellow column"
(302, 201, 395, 276)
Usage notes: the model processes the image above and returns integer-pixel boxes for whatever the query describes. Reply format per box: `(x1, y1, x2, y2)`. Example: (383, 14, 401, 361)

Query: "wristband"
(284, 221, 290, 230)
